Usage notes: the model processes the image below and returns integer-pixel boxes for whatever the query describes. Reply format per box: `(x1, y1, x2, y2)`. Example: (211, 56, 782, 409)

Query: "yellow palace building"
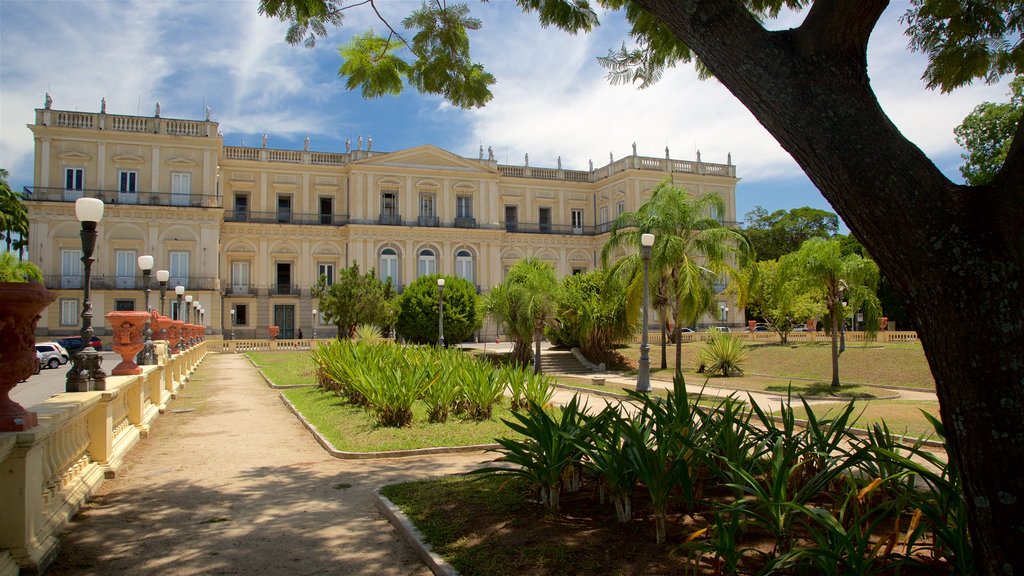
(24, 101, 741, 340)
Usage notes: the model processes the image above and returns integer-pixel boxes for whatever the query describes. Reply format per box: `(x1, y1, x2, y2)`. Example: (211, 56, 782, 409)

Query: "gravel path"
(46, 353, 490, 576)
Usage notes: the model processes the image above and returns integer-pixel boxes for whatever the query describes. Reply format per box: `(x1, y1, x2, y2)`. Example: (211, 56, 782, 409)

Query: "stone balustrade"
(627, 330, 919, 345)
(0, 341, 208, 575)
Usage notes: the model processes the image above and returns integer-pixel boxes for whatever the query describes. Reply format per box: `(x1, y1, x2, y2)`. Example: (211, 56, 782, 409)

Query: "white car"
(35, 342, 70, 369)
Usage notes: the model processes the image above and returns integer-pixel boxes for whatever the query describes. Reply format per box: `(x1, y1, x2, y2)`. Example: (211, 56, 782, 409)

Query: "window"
(419, 193, 435, 219)
(381, 190, 398, 224)
(317, 263, 335, 286)
(234, 194, 248, 221)
(710, 205, 724, 224)
(118, 170, 138, 203)
(171, 173, 191, 206)
(61, 249, 83, 288)
(380, 248, 398, 285)
(277, 195, 292, 223)
(571, 209, 584, 232)
(231, 261, 250, 294)
(539, 207, 552, 232)
(115, 250, 137, 289)
(65, 168, 84, 190)
(115, 299, 136, 311)
(169, 251, 189, 289)
(456, 196, 473, 219)
(276, 262, 292, 293)
(418, 249, 436, 277)
(572, 268, 585, 275)
(600, 206, 608, 224)
(505, 205, 518, 232)
(60, 299, 79, 326)
(617, 201, 625, 216)
(234, 304, 248, 325)
(319, 196, 333, 225)
(455, 250, 474, 283)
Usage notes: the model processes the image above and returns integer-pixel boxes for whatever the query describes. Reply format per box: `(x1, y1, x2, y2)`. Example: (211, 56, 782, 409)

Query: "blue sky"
(0, 1, 1012, 232)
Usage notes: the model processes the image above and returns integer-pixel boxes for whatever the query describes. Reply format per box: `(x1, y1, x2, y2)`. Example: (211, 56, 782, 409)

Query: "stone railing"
(38, 109, 218, 138)
(208, 339, 321, 353)
(0, 341, 208, 574)
(626, 330, 919, 345)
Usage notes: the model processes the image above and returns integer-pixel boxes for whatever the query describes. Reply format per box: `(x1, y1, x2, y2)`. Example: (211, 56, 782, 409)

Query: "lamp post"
(156, 269, 169, 316)
(67, 197, 107, 392)
(637, 233, 655, 393)
(184, 295, 192, 323)
(312, 309, 317, 340)
(724, 306, 730, 326)
(437, 278, 445, 348)
(193, 301, 200, 344)
(175, 286, 185, 352)
(230, 308, 236, 340)
(137, 255, 155, 365)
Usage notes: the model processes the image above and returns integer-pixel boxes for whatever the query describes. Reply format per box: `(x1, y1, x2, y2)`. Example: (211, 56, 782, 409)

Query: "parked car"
(35, 342, 70, 369)
(753, 323, 771, 332)
(678, 327, 695, 333)
(791, 326, 810, 332)
(35, 351, 43, 374)
(709, 326, 731, 333)
(55, 335, 103, 354)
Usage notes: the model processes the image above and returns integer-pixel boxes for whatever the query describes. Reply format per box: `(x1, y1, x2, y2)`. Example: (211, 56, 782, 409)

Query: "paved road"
(11, 351, 121, 408)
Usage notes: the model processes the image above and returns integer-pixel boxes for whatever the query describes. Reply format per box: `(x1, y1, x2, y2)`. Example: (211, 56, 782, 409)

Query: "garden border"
(375, 490, 459, 576)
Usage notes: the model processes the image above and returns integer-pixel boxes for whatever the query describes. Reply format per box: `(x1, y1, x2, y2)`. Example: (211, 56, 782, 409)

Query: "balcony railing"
(379, 213, 402, 226)
(268, 284, 299, 296)
(225, 284, 254, 295)
(44, 275, 220, 291)
(417, 215, 440, 227)
(223, 210, 350, 226)
(23, 187, 222, 209)
(454, 216, 477, 229)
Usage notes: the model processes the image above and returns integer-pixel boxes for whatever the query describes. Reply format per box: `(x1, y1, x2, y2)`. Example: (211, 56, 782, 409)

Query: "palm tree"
(782, 238, 881, 387)
(0, 169, 30, 258)
(483, 258, 559, 373)
(602, 180, 751, 375)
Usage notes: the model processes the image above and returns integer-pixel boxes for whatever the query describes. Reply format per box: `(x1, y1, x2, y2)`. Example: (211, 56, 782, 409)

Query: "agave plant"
(574, 405, 637, 523)
(354, 323, 383, 344)
(461, 359, 505, 420)
(473, 396, 588, 513)
(698, 331, 748, 377)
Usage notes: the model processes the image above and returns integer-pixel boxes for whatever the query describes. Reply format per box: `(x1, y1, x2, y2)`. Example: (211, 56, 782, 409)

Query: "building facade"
(25, 104, 741, 340)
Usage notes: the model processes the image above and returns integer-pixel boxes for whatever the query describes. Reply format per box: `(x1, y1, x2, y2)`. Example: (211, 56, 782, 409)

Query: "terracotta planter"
(0, 282, 56, 432)
(106, 311, 149, 375)
(269, 325, 280, 340)
(150, 311, 171, 341)
(167, 320, 183, 355)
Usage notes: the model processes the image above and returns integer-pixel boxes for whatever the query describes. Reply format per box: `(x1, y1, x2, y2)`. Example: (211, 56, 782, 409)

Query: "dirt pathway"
(46, 353, 490, 576)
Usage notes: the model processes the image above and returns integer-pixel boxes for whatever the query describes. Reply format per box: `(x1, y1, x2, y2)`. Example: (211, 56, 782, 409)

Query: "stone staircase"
(538, 349, 592, 375)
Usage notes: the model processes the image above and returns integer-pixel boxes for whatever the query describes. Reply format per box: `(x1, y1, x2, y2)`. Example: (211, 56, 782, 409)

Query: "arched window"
(455, 250, 474, 283)
(380, 248, 399, 286)
(418, 249, 436, 277)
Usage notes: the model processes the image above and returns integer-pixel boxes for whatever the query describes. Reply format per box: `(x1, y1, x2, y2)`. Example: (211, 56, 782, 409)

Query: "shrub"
(396, 275, 481, 345)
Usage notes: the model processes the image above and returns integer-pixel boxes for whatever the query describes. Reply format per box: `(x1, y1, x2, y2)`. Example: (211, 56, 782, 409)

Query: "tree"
(259, 1, 1024, 570)
(954, 76, 1024, 185)
(782, 238, 881, 388)
(746, 259, 819, 344)
(312, 263, 395, 337)
(482, 258, 559, 372)
(0, 169, 29, 257)
(547, 269, 634, 365)
(395, 274, 481, 345)
(743, 206, 839, 262)
(602, 180, 749, 376)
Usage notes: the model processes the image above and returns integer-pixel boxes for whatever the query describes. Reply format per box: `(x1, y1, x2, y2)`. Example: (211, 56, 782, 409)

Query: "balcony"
(503, 221, 600, 236)
(269, 284, 299, 296)
(44, 275, 220, 291)
(379, 213, 402, 226)
(23, 187, 221, 209)
(417, 215, 440, 227)
(225, 284, 254, 296)
(454, 216, 477, 229)
(223, 210, 349, 226)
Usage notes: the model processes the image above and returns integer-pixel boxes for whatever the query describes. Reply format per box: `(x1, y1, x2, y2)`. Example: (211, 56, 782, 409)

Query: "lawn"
(246, 350, 318, 386)
(789, 399, 942, 438)
(281, 386, 523, 452)
(616, 340, 935, 389)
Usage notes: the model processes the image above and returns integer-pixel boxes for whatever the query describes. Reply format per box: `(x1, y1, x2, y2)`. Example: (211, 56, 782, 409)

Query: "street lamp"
(230, 308, 236, 340)
(156, 269, 170, 316)
(312, 309, 317, 340)
(67, 197, 107, 392)
(637, 233, 655, 393)
(437, 277, 445, 348)
(184, 295, 193, 324)
(174, 286, 185, 352)
(137, 255, 155, 365)
(724, 306, 730, 325)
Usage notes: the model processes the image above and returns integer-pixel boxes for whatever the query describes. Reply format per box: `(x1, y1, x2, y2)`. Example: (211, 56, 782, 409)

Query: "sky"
(0, 0, 1013, 232)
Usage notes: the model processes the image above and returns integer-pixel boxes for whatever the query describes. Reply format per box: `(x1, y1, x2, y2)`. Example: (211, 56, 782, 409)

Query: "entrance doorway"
(273, 305, 295, 339)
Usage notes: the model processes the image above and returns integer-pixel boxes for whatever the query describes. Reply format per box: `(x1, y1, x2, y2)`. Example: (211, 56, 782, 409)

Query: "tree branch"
(796, 0, 887, 62)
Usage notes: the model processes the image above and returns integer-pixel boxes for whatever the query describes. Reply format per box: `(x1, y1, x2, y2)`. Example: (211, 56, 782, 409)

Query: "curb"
(375, 490, 459, 576)
(277, 393, 501, 460)
(245, 354, 313, 389)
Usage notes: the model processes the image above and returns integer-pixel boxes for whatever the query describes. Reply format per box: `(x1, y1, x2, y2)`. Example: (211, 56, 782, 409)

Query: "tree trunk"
(660, 320, 667, 370)
(674, 327, 682, 378)
(533, 328, 542, 375)
(637, 1, 1024, 571)
(830, 307, 840, 388)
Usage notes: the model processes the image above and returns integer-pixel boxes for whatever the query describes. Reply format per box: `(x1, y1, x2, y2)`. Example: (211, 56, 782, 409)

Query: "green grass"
(282, 386, 525, 452)
(789, 399, 942, 438)
(246, 351, 317, 386)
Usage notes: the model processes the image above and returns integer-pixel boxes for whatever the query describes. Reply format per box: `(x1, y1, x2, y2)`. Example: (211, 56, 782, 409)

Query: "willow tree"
(602, 181, 749, 376)
(259, 1, 1024, 570)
